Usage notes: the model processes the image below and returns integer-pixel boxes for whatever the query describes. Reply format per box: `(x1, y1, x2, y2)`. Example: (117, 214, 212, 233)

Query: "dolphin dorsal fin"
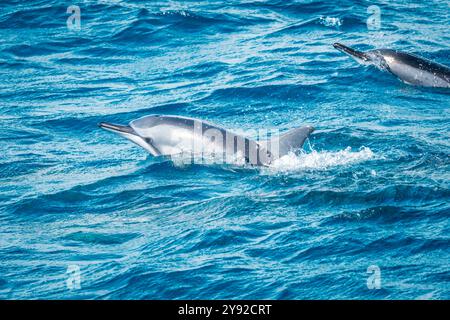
(259, 126, 314, 159)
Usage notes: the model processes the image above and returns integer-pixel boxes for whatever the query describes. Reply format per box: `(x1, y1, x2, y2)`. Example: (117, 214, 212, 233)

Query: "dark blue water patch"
(0, 58, 54, 71)
(96, 102, 192, 120)
(2, 44, 57, 58)
(405, 151, 450, 171)
(244, 220, 293, 232)
(110, 18, 162, 45)
(153, 9, 275, 32)
(409, 238, 450, 255)
(100, 265, 216, 299)
(0, 4, 68, 29)
(158, 61, 231, 81)
(235, 0, 335, 16)
(432, 49, 450, 64)
(9, 190, 97, 216)
(0, 126, 49, 141)
(3, 38, 92, 59)
(75, 45, 132, 57)
(326, 205, 424, 224)
(287, 236, 366, 263)
(351, 234, 448, 258)
(198, 84, 325, 105)
(54, 56, 131, 66)
(0, 278, 8, 290)
(37, 116, 120, 136)
(62, 231, 141, 246)
(423, 270, 450, 284)
(262, 17, 325, 37)
(0, 157, 56, 179)
(109, 9, 261, 46)
(1, 246, 74, 261)
(183, 227, 266, 252)
(281, 184, 449, 209)
(198, 278, 258, 300)
(311, 128, 379, 150)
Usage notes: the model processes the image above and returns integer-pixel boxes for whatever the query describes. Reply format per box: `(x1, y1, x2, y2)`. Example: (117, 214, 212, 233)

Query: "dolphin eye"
(144, 137, 153, 144)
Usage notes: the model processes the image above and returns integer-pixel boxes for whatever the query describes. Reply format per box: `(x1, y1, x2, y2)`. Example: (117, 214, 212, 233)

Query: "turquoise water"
(0, 0, 449, 299)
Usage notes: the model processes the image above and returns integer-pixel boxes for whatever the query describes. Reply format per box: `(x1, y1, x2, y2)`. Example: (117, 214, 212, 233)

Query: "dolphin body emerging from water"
(99, 115, 314, 166)
(333, 43, 450, 88)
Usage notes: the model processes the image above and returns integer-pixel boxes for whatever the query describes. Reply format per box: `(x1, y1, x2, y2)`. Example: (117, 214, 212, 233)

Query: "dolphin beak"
(333, 42, 369, 62)
(99, 122, 161, 156)
(98, 122, 136, 135)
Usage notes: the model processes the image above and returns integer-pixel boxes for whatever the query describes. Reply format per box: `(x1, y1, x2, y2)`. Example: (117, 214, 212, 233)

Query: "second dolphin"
(333, 42, 450, 88)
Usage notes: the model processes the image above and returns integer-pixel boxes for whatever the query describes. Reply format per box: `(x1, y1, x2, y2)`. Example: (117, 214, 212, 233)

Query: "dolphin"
(99, 115, 314, 166)
(333, 42, 450, 88)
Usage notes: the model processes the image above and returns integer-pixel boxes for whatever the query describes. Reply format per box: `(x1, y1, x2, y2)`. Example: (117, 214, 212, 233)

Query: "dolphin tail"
(333, 42, 370, 63)
(259, 126, 314, 159)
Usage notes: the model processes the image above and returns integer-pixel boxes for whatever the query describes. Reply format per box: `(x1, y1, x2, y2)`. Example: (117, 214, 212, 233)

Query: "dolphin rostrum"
(333, 42, 450, 88)
(99, 115, 314, 166)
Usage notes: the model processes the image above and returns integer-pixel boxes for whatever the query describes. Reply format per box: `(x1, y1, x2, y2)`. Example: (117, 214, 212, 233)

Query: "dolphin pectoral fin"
(333, 42, 370, 63)
(98, 122, 136, 135)
(259, 126, 314, 159)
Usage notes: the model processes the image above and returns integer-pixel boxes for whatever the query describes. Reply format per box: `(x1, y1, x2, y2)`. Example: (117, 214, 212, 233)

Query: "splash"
(268, 147, 375, 172)
(318, 16, 342, 28)
(159, 10, 191, 17)
(167, 146, 375, 172)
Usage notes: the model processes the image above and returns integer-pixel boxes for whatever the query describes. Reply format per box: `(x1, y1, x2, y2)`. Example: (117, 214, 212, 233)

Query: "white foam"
(167, 146, 375, 172)
(318, 16, 343, 28)
(267, 146, 375, 172)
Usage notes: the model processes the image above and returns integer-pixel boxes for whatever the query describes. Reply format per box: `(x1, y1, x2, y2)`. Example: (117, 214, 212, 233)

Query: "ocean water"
(0, 0, 449, 299)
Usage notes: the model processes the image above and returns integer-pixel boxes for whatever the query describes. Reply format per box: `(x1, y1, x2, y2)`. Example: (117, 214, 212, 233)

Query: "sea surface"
(0, 0, 449, 299)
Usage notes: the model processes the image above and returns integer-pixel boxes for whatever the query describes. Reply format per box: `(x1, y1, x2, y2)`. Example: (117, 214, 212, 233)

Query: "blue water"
(1, 0, 449, 300)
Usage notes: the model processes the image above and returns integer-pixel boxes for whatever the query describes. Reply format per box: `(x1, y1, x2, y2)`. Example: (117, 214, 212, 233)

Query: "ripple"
(63, 231, 140, 245)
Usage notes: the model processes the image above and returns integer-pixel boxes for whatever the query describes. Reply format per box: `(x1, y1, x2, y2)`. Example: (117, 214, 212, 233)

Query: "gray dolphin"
(333, 43, 450, 88)
(99, 115, 314, 166)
